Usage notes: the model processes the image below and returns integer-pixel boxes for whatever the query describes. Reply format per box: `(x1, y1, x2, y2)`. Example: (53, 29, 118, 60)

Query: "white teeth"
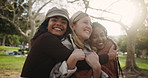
(54, 28, 62, 31)
(85, 30, 90, 34)
(85, 31, 89, 34)
(97, 43, 103, 45)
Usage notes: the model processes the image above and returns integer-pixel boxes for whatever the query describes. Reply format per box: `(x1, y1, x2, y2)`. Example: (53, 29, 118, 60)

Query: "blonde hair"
(70, 11, 89, 49)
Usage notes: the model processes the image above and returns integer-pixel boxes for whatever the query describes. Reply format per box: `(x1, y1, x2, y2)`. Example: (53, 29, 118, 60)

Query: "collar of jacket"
(62, 34, 92, 54)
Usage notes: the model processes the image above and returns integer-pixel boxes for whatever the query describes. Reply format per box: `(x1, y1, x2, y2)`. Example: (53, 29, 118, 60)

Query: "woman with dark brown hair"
(90, 22, 121, 78)
(21, 7, 85, 78)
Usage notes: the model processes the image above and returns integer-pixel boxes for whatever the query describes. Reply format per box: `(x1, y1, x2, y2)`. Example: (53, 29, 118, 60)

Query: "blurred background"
(0, 0, 148, 78)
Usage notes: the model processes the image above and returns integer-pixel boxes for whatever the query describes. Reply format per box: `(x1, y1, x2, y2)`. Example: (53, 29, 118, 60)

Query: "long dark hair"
(31, 17, 71, 41)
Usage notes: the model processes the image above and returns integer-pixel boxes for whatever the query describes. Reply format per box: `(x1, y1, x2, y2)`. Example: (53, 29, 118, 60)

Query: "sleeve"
(98, 39, 115, 65)
(76, 54, 109, 70)
(76, 60, 91, 70)
(49, 61, 77, 78)
(38, 32, 72, 62)
(100, 70, 109, 78)
(99, 54, 109, 65)
(59, 61, 77, 78)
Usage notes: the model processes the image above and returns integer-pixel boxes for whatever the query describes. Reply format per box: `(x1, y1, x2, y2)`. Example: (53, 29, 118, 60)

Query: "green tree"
(0, 0, 52, 47)
(117, 35, 127, 53)
(0, 18, 19, 46)
(121, 0, 147, 73)
(87, 0, 147, 73)
(136, 24, 148, 58)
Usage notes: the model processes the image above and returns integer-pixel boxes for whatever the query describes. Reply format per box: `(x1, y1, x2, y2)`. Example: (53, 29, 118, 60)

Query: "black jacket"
(21, 32, 72, 78)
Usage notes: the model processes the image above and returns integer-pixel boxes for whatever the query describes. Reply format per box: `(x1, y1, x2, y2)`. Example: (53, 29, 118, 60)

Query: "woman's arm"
(38, 32, 72, 62)
(99, 45, 117, 64)
(99, 40, 118, 65)
(99, 54, 109, 65)
(108, 45, 118, 60)
(50, 61, 77, 78)
(50, 49, 85, 78)
(85, 52, 101, 78)
(67, 49, 85, 69)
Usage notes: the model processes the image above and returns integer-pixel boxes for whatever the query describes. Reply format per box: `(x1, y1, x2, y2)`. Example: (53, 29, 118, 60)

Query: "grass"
(118, 55, 148, 70)
(0, 46, 26, 73)
(0, 46, 148, 77)
(118, 55, 148, 77)
(0, 55, 26, 73)
(0, 46, 20, 51)
(136, 58, 148, 70)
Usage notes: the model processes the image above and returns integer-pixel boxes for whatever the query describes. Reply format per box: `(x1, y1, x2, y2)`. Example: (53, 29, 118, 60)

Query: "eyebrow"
(62, 18, 67, 21)
(82, 19, 90, 21)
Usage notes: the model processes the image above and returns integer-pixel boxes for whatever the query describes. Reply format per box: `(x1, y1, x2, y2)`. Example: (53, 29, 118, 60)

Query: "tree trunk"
(124, 31, 140, 73)
(2, 34, 6, 46)
(123, 0, 147, 76)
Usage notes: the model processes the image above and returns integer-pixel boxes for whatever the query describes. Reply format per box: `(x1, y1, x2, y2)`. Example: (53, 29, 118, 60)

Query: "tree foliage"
(0, 18, 18, 35)
(117, 35, 127, 52)
(0, 0, 52, 45)
(136, 25, 148, 50)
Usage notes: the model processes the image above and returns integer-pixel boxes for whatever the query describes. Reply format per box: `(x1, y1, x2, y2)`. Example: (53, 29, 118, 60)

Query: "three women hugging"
(21, 7, 122, 78)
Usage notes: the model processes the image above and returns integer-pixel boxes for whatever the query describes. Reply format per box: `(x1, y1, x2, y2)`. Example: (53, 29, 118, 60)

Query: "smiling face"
(47, 16, 68, 36)
(90, 27, 107, 50)
(73, 16, 92, 42)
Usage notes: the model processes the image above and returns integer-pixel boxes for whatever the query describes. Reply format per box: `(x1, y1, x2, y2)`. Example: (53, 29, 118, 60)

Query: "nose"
(87, 24, 92, 28)
(97, 36, 102, 41)
(56, 21, 62, 26)
(86, 24, 92, 31)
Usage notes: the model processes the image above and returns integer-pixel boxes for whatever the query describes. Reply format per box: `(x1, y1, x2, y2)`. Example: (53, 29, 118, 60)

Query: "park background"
(0, 0, 148, 78)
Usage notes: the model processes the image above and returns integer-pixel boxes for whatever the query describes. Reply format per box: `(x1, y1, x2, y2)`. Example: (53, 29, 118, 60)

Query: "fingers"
(85, 52, 101, 69)
(85, 52, 99, 61)
(108, 51, 118, 60)
(72, 49, 85, 61)
(109, 45, 114, 53)
(109, 45, 118, 56)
